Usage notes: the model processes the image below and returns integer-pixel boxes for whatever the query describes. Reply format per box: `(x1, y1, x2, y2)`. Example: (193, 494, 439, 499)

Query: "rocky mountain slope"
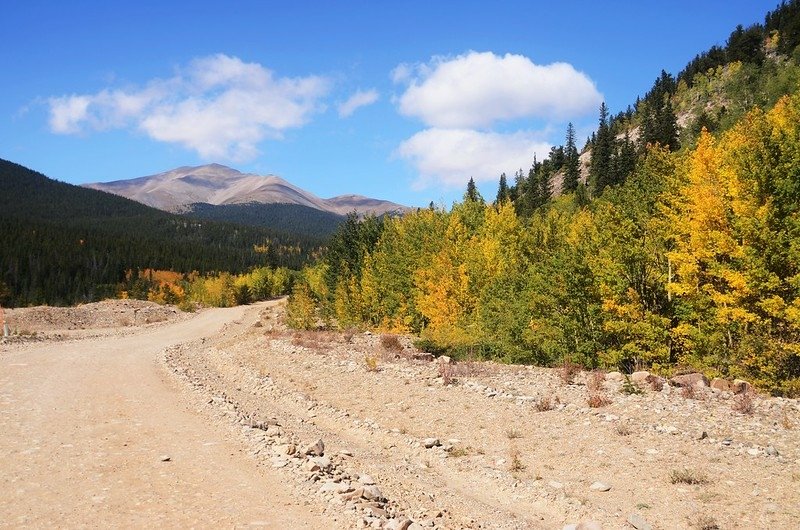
(84, 164, 408, 217)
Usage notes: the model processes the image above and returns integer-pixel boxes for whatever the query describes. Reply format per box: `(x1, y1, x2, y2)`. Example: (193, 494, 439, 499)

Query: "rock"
(438, 355, 454, 365)
(361, 484, 384, 501)
(319, 481, 341, 494)
(577, 523, 603, 530)
(733, 379, 753, 395)
(590, 481, 611, 492)
(271, 457, 289, 468)
(747, 448, 761, 456)
(606, 371, 624, 382)
(364, 505, 388, 518)
(274, 443, 296, 455)
(423, 438, 441, 449)
(627, 513, 652, 530)
(341, 487, 365, 501)
(304, 439, 325, 456)
(670, 372, 709, 388)
(697, 430, 708, 441)
(386, 519, 413, 530)
(412, 352, 435, 362)
(359, 474, 376, 485)
(311, 456, 331, 470)
(630, 371, 651, 383)
(548, 480, 564, 489)
(710, 378, 732, 392)
(159, 455, 171, 462)
(303, 460, 321, 472)
(766, 445, 779, 457)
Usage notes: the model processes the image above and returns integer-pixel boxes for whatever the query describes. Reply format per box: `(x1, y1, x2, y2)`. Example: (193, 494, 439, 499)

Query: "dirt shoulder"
(163, 301, 800, 529)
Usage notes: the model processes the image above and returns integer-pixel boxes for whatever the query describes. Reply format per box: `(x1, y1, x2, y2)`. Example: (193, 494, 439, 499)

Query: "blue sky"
(0, 0, 779, 207)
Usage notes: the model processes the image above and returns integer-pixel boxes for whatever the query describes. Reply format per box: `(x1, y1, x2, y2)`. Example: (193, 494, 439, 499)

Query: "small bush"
(669, 468, 709, 485)
(615, 423, 632, 436)
(732, 391, 754, 414)
(587, 393, 611, 408)
(695, 514, 720, 530)
(438, 361, 454, 385)
(587, 370, 605, 393)
(364, 355, 379, 372)
(560, 361, 582, 384)
(535, 396, 555, 412)
(621, 376, 644, 395)
(505, 428, 523, 439)
(681, 384, 702, 400)
(380, 334, 403, 353)
(509, 448, 526, 472)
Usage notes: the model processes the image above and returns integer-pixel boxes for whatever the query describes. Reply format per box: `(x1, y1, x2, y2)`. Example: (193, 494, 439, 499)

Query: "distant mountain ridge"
(84, 164, 408, 217)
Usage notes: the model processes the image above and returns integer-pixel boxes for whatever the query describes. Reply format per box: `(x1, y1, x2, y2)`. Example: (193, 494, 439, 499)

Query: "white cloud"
(396, 51, 602, 128)
(338, 89, 379, 118)
(47, 54, 330, 161)
(396, 128, 551, 189)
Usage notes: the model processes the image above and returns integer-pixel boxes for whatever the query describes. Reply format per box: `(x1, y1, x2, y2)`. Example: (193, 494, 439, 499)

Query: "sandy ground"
(0, 301, 327, 529)
(2, 299, 800, 529)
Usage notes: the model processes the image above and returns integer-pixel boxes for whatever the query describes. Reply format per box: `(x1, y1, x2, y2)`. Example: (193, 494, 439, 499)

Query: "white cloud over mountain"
(393, 51, 602, 189)
(47, 54, 330, 161)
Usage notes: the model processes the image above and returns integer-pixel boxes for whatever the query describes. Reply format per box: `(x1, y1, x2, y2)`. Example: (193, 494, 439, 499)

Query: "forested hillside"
(184, 202, 345, 240)
(289, 1, 800, 395)
(0, 159, 320, 306)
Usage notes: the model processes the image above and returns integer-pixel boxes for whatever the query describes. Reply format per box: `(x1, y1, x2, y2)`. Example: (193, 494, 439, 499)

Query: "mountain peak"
(83, 165, 408, 217)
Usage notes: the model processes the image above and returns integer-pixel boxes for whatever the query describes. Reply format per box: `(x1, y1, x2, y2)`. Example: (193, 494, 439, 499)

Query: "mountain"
(0, 158, 325, 307)
(84, 163, 408, 217)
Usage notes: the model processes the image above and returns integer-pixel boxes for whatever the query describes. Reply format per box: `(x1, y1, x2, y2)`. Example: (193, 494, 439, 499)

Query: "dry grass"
(534, 396, 556, 412)
(505, 427, 523, 439)
(694, 514, 720, 530)
(364, 354, 379, 372)
(380, 334, 403, 353)
(559, 361, 582, 385)
(587, 393, 612, 408)
(781, 411, 794, 430)
(732, 391, 755, 414)
(439, 362, 454, 385)
(586, 370, 605, 393)
(669, 468, 709, 485)
(509, 447, 526, 472)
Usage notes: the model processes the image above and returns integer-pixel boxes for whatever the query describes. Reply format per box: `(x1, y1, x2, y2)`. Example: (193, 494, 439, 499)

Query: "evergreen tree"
(563, 122, 580, 193)
(496, 173, 510, 204)
(590, 102, 614, 196)
(465, 177, 484, 203)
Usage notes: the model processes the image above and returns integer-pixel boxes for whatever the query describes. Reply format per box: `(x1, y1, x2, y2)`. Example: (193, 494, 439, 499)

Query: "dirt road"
(0, 301, 326, 528)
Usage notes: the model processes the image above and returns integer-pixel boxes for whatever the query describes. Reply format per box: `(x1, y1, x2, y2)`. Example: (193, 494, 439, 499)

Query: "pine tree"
(563, 122, 580, 193)
(590, 102, 614, 196)
(465, 177, 484, 203)
(496, 173, 510, 204)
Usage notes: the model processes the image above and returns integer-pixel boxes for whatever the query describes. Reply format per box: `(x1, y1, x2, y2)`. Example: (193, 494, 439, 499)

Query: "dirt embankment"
(163, 301, 800, 530)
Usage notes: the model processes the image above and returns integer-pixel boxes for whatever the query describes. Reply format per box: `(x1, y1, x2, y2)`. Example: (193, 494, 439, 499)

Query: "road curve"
(0, 302, 326, 528)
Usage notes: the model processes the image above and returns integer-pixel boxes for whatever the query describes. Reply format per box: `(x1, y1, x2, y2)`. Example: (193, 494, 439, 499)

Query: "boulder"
(303, 439, 325, 456)
(630, 371, 651, 383)
(732, 379, 752, 395)
(710, 378, 731, 392)
(605, 371, 624, 382)
(670, 372, 709, 388)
